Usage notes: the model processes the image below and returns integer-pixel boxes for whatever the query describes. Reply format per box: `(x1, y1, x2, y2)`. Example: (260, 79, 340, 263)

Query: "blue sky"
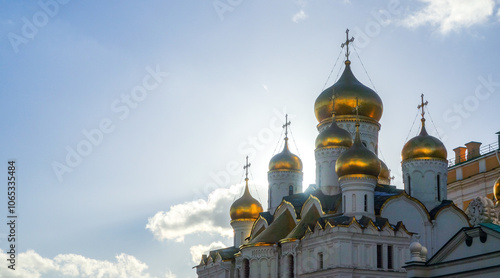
(1, 1, 500, 277)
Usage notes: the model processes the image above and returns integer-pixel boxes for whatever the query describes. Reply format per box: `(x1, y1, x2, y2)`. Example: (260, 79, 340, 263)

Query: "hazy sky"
(1, 1, 500, 277)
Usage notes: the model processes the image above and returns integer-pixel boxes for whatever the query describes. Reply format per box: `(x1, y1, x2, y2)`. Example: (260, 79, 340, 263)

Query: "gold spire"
(269, 115, 303, 172)
(402, 95, 447, 161)
(335, 98, 381, 178)
(314, 30, 383, 124)
(230, 156, 263, 221)
(315, 93, 353, 149)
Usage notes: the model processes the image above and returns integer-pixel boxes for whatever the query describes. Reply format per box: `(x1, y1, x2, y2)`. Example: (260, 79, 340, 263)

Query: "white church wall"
(433, 207, 470, 254)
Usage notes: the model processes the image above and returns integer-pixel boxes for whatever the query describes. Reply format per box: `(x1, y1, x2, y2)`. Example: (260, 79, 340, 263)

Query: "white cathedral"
(195, 31, 500, 278)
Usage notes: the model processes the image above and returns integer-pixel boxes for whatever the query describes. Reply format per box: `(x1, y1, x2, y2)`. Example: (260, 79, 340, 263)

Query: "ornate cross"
(341, 29, 355, 60)
(417, 93, 428, 119)
(243, 156, 251, 181)
(330, 93, 337, 117)
(282, 114, 291, 138)
(353, 97, 360, 120)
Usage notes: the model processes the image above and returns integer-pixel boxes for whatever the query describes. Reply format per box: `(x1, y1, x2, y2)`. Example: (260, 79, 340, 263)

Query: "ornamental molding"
(318, 117, 381, 132)
(338, 175, 378, 182)
(402, 159, 448, 169)
(249, 247, 275, 258)
(268, 171, 303, 179)
(281, 242, 298, 256)
(465, 196, 500, 226)
(315, 148, 346, 158)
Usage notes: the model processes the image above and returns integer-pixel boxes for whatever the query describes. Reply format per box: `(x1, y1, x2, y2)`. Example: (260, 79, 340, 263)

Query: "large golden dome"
(314, 61, 383, 124)
(230, 184, 263, 221)
(494, 176, 500, 205)
(401, 120, 447, 161)
(315, 116, 353, 149)
(269, 139, 303, 172)
(335, 124, 380, 177)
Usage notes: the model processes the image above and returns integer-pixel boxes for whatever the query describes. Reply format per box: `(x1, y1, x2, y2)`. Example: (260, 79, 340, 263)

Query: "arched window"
(289, 185, 294, 196)
(288, 255, 294, 277)
(318, 252, 324, 269)
(364, 194, 367, 212)
(437, 174, 441, 201)
(243, 259, 250, 278)
(407, 176, 411, 196)
(352, 194, 356, 211)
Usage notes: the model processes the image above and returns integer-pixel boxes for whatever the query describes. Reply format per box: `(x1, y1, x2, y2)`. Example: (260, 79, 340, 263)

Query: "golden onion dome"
(335, 123, 381, 177)
(379, 159, 390, 180)
(314, 61, 383, 124)
(315, 116, 353, 149)
(269, 139, 303, 172)
(230, 184, 263, 221)
(494, 176, 500, 206)
(401, 120, 447, 161)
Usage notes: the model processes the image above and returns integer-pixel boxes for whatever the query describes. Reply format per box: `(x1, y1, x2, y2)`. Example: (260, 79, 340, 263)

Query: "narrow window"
(376, 244, 383, 269)
(289, 185, 293, 196)
(437, 174, 441, 201)
(352, 194, 356, 211)
(407, 176, 411, 196)
(243, 259, 250, 278)
(288, 255, 294, 277)
(343, 195, 346, 213)
(364, 194, 367, 212)
(318, 252, 323, 270)
(387, 245, 393, 269)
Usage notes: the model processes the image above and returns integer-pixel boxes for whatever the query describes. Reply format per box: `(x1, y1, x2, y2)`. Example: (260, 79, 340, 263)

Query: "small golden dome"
(315, 116, 353, 149)
(269, 139, 303, 172)
(379, 159, 390, 180)
(335, 124, 380, 177)
(314, 61, 383, 124)
(494, 176, 500, 205)
(401, 120, 447, 161)
(230, 184, 263, 221)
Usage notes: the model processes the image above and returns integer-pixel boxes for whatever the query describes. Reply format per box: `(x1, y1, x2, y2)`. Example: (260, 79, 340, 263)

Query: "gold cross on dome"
(282, 114, 291, 138)
(353, 97, 360, 121)
(341, 28, 355, 60)
(243, 156, 251, 181)
(330, 93, 337, 117)
(417, 93, 428, 119)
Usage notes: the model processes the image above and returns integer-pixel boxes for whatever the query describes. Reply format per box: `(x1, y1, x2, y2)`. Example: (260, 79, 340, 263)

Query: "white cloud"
(402, 0, 496, 33)
(0, 249, 162, 278)
(292, 10, 308, 23)
(189, 241, 227, 264)
(146, 183, 244, 242)
(164, 269, 177, 278)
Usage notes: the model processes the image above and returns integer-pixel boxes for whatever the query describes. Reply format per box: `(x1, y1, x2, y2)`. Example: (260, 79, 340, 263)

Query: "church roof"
(197, 246, 240, 266)
(247, 208, 296, 246)
(428, 200, 454, 219)
(258, 211, 273, 225)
